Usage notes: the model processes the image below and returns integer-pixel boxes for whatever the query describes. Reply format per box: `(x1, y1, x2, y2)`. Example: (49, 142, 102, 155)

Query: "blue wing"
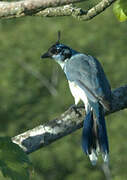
(65, 54, 112, 110)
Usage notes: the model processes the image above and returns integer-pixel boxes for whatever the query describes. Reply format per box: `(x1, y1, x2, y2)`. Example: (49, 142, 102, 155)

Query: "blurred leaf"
(113, 0, 127, 22)
(0, 137, 30, 180)
(120, 0, 127, 15)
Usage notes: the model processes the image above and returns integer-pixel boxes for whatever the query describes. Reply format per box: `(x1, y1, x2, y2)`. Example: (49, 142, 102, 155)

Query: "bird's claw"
(69, 104, 82, 117)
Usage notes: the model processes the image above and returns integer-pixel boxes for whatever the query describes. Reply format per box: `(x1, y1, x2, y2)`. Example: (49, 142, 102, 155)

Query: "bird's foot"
(69, 104, 83, 117)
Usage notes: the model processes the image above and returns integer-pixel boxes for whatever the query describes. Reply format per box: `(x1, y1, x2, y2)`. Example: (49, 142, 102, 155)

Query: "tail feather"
(82, 103, 109, 165)
(89, 149, 98, 166)
(97, 105, 109, 154)
(102, 152, 109, 164)
(82, 111, 94, 154)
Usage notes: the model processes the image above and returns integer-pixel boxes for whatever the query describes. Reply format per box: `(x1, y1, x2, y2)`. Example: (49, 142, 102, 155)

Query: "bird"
(41, 32, 112, 165)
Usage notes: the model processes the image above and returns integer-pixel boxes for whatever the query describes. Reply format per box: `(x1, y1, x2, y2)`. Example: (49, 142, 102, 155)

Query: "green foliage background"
(0, 2, 127, 180)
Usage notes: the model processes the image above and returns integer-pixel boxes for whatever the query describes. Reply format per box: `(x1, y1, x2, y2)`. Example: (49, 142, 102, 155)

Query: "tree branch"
(78, 0, 117, 21)
(36, 0, 117, 21)
(12, 85, 127, 154)
(0, 0, 117, 20)
(0, 0, 84, 19)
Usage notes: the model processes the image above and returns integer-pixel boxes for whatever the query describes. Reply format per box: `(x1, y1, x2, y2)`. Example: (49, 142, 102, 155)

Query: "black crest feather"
(56, 30, 61, 44)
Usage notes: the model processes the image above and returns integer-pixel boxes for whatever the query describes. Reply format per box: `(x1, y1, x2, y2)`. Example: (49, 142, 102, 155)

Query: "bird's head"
(41, 31, 76, 64)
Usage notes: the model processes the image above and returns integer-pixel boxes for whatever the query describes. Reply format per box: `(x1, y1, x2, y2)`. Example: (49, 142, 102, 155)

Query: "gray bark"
(12, 85, 127, 154)
(0, 0, 116, 20)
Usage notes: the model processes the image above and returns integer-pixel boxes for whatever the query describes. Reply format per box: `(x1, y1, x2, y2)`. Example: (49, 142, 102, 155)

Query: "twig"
(101, 163, 112, 180)
(18, 60, 58, 96)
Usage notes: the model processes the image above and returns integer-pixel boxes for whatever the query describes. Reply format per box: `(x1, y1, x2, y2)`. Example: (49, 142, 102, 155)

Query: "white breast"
(68, 81, 89, 110)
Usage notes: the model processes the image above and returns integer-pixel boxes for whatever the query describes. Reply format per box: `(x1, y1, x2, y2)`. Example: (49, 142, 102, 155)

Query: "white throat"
(57, 61, 65, 69)
(52, 54, 68, 70)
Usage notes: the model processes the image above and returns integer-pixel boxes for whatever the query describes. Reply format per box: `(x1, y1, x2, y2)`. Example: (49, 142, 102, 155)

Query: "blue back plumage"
(65, 54, 111, 110)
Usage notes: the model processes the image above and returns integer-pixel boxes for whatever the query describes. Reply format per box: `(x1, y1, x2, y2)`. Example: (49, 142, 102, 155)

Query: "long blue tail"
(82, 103, 109, 165)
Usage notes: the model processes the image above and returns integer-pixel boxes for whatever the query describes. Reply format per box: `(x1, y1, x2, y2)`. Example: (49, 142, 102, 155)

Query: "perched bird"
(41, 32, 112, 165)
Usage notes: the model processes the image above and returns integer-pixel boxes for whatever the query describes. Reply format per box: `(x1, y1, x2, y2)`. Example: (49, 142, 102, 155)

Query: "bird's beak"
(41, 52, 50, 59)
